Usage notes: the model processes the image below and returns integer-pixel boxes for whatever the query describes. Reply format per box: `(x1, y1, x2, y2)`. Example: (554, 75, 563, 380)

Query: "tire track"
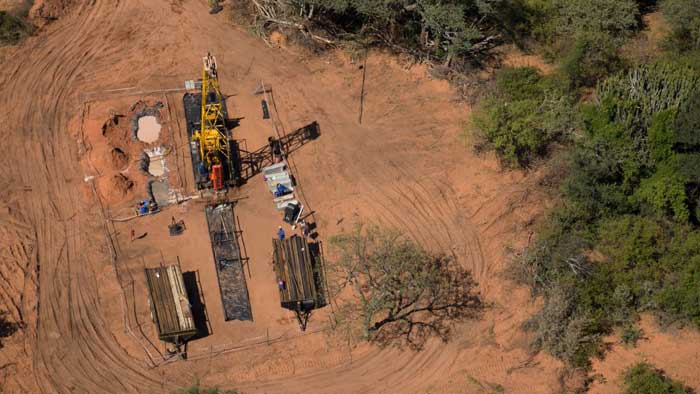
(0, 1, 168, 393)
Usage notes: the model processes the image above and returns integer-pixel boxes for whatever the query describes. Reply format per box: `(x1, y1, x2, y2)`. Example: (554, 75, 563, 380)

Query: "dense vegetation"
(512, 63, 700, 368)
(661, 0, 700, 52)
(329, 225, 482, 349)
(622, 362, 690, 394)
(468, 0, 700, 381)
(238, 0, 533, 68)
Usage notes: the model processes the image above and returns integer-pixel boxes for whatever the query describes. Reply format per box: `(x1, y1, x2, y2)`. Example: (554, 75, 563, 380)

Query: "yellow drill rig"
(193, 53, 230, 189)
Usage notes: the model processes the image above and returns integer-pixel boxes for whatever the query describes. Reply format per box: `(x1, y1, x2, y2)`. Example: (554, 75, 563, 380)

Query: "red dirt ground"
(0, 2, 698, 394)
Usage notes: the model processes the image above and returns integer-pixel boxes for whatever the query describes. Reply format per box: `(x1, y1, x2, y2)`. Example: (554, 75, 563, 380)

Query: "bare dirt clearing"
(0, 1, 697, 394)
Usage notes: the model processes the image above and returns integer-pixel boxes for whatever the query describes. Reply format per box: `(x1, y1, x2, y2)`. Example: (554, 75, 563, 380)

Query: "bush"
(620, 325, 643, 346)
(494, 67, 544, 99)
(0, 310, 18, 349)
(595, 64, 700, 130)
(178, 381, 238, 394)
(248, 0, 531, 69)
(0, 11, 31, 45)
(655, 230, 700, 326)
(661, 0, 700, 52)
(524, 280, 601, 367)
(472, 67, 577, 167)
(560, 32, 625, 88)
(552, 0, 640, 39)
(622, 362, 690, 394)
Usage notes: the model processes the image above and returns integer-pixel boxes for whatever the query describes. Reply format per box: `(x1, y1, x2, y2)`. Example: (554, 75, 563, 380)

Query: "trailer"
(272, 235, 325, 330)
(144, 264, 197, 345)
(205, 203, 252, 321)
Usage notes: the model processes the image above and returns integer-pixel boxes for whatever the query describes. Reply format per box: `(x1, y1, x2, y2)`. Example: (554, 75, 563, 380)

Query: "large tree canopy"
(329, 225, 482, 349)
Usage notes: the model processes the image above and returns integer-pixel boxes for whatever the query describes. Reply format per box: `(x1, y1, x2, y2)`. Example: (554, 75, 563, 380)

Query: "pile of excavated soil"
(110, 147, 128, 170)
(102, 114, 129, 146)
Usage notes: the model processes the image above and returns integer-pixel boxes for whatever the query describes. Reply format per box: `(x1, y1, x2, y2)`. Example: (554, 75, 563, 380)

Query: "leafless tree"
(329, 224, 482, 349)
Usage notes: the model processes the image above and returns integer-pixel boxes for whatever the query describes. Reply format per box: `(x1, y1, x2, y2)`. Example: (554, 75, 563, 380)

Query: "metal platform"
(144, 264, 198, 343)
(182, 93, 242, 189)
(205, 203, 252, 321)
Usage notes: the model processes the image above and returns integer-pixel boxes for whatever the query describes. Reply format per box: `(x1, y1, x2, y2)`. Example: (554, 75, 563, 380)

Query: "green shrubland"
(512, 63, 700, 368)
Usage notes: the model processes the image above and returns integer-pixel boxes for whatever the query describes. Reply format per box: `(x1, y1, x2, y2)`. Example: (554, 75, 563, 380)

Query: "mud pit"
(144, 147, 166, 177)
(136, 115, 161, 143)
(1, 2, 700, 394)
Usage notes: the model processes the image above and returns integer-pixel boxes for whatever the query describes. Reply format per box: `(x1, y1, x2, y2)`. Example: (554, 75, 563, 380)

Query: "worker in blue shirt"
(277, 226, 285, 240)
(275, 183, 289, 197)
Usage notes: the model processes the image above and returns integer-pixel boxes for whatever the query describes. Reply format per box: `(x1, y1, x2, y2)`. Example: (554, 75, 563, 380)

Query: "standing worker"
(277, 226, 285, 240)
(300, 220, 310, 238)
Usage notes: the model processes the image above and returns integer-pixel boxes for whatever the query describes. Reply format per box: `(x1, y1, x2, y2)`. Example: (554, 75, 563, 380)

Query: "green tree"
(472, 67, 577, 167)
(633, 160, 689, 222)
(553, 0, 640, 38)
(662, 0, 700, 52)
(623, 362, 690, 394)
(560, 31, 625, 87)
(329, 225, 482, 349)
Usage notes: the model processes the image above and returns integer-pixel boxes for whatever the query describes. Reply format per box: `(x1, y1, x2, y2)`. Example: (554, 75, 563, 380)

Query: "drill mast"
(194, 53, 230, 173)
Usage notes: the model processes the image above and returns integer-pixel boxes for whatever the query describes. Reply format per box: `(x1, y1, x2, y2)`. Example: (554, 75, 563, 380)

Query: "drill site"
(79, 53, 324, 362)
(10, 1, 674, 391)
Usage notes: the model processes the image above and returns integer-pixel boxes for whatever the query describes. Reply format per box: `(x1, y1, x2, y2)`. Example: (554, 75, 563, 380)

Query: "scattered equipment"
(283, 202, 303, 225)
(145, 264, 197, 346)
(169, 217, 186, 236)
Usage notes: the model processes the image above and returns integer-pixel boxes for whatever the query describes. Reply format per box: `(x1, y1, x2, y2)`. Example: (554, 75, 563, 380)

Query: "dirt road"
(0, 1, 563, 393)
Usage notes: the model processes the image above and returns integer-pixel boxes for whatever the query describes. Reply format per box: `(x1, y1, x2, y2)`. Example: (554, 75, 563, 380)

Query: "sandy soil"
(0, 1, 697, 394)
(589, 315, 700, 393)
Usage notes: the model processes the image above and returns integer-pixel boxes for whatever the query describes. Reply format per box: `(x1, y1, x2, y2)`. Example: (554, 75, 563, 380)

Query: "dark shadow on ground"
(182, 271, 211, 340)
(0, 311, 18, 349)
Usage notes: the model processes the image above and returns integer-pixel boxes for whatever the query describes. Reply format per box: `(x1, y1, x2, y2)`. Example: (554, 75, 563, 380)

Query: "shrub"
(524, 280, 601, 367)
(494, 67, 544, 100)
(472, 67, 577, 167)
(661, 0, 700, 52)
(0, 11, 31, 45)
(655, 230, 700, 326)
(595, 64, 700, 130)
(620, 325, 643, 346)
(515, 63, 700, 369)
(633, 160, 689, 222)
(178, 381, 238, 394)
(560, 32, 625, 88)
(552, 0, 640, 39)
(622, 362, 690, 394)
